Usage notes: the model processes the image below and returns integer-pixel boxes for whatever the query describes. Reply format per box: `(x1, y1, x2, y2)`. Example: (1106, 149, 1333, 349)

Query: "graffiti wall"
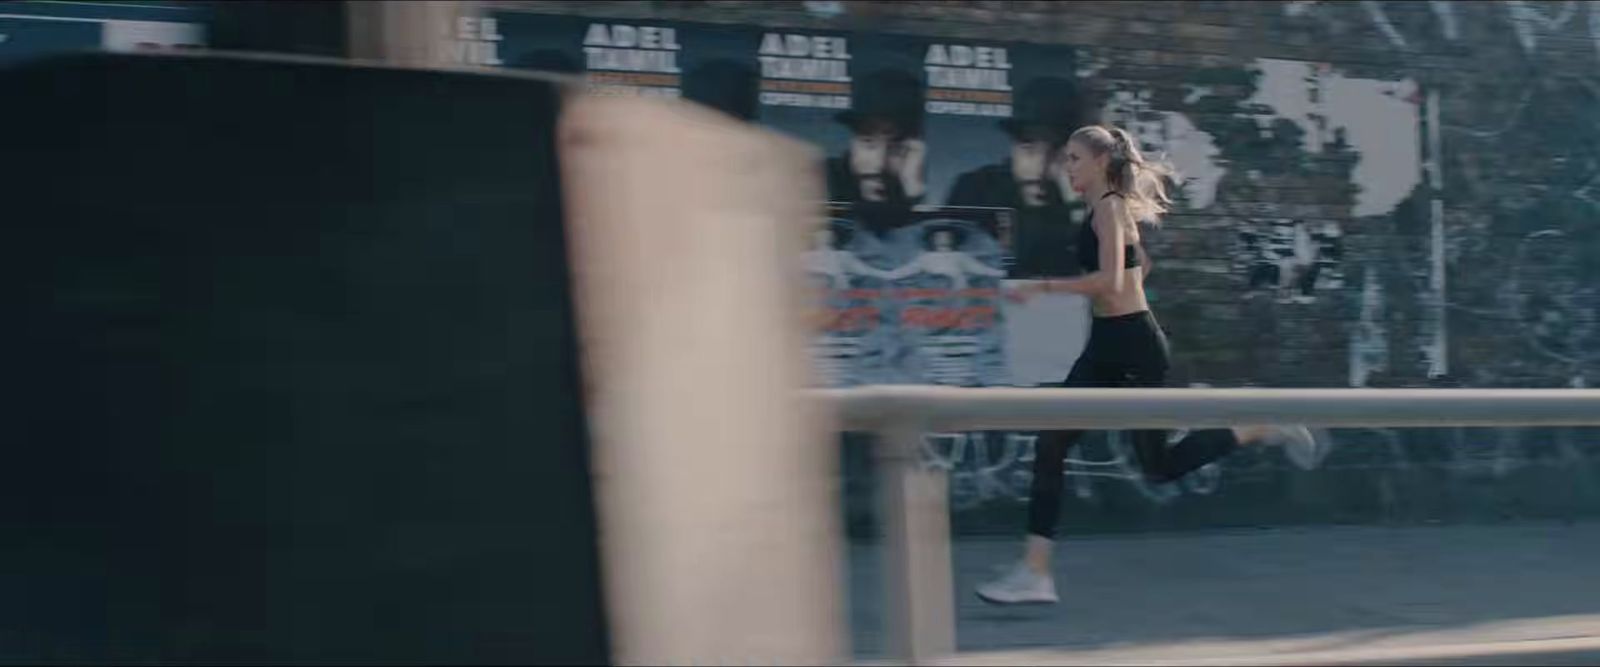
(490, 0, 1600, 535)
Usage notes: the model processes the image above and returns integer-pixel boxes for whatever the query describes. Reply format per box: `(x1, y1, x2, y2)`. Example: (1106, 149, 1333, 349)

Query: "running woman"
(976, 125, 1321, 605)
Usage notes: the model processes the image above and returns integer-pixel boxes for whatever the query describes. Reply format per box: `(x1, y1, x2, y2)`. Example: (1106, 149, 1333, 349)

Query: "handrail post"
(876, 417, 956, 664)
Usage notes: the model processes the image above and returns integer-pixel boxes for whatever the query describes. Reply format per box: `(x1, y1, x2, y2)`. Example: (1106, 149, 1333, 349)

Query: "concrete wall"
(495, 1, 1600, 534)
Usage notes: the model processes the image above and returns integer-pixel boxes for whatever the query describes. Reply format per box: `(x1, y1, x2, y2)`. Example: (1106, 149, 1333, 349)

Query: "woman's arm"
(959, 254, 1008, 278)
(1036, 197, 1127, 296)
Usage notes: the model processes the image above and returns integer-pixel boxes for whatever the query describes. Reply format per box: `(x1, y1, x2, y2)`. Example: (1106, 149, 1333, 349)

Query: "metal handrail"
(812, 386, 1600, 665)
(818, 386, 1600, 431)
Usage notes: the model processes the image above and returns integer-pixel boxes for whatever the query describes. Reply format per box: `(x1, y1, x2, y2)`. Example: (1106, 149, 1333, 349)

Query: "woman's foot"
(1237, 424, 1321, 470)
(975, 562, 1059, 605)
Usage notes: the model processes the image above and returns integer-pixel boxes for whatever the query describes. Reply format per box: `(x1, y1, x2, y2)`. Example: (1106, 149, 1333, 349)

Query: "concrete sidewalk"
(847, 521, 1600, 662)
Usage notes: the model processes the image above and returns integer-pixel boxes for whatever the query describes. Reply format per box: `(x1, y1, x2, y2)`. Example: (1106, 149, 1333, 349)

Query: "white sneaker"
(975, 563, 1058, 605)
(1261, 424, 1320, 470)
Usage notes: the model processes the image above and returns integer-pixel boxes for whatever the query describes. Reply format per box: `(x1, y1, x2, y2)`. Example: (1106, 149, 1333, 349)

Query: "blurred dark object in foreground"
(509, 48, 582, 74)
(1, 53, 607, 665)
(205, 0, 347, 57)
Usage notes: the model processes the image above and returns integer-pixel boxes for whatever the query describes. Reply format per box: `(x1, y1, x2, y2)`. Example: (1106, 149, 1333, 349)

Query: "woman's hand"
(1004, 281, 1045, 304)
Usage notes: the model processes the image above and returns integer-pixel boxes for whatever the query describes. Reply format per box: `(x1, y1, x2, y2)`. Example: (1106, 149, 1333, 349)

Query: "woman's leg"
(1113, 315, 1245, 484)
(977, 358, 1097, 603)
(1024, 355, 1099, 547)
(980, 419, 1081, 603)
(1130, 427, 1240, 484)
(1117, 327, 1313, 481)
(1023, 427, 1083, 574)
(1011, 353, 1100, 575)
(1128, 411, 1317, 481)
(1026, 428, 1085, 543)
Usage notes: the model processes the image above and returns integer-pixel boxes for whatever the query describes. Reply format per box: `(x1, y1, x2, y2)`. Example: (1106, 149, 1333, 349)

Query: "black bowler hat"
(835, 68, 924, 139)
(998, 76, 1086, 144)
(682, 58, 760, 122)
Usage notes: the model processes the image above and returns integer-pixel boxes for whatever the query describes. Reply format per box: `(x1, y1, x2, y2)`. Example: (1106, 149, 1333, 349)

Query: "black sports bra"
(1076, 191, 1143, 272)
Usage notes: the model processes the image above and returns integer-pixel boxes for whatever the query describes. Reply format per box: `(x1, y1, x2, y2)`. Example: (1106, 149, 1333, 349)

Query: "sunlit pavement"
(848, 521, 1600, 664)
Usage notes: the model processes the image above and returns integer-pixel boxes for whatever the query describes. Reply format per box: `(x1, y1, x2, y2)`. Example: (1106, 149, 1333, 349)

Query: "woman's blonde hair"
(1068, 124, 1178, 224)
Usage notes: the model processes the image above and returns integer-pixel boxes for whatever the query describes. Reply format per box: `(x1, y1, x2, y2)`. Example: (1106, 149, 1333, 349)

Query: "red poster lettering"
(901, 306, 996, 329)
(818, 306, 879, 332)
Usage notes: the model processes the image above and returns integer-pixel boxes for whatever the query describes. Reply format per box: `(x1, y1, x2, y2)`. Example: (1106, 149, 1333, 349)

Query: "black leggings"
(1027, 311, 1239, 539)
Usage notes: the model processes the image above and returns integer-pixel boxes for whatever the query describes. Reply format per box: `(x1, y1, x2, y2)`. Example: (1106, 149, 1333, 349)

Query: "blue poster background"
(493, 11, 1088, 389)
(810, 207, 1011, 387)
(0, 17, 101, 65)
(0, 2, 206, 65)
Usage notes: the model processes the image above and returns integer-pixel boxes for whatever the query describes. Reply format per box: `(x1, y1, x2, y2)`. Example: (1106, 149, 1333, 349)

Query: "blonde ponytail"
(1070, 125, 1179, 224)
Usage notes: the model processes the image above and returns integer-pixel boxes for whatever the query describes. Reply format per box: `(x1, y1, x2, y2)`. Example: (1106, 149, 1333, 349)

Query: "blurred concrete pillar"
(347, 0, 497, 68)
(559, 95, 846, 665)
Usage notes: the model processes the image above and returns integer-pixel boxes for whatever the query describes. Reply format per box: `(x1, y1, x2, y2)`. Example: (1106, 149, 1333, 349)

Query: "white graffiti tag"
(918, 431, 1222, 510)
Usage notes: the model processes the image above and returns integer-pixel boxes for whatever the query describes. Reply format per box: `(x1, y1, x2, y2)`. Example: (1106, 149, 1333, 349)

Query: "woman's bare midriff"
(1091, 228, 1151, 317)
(1091, 270, 1150, 317)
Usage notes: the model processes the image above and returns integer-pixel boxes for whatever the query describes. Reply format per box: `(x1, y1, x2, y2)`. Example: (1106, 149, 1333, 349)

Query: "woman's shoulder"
(1091, 193, 1127, 221)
